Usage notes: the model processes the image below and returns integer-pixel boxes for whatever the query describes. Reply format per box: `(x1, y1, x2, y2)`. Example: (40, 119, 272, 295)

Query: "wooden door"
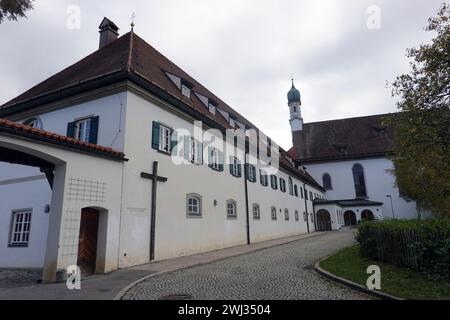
(316, 210, 332, 231)
(77, 208, 99, 275)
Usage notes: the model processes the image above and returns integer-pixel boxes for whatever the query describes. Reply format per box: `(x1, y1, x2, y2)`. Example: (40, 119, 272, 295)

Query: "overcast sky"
(0, 0, 443, 148)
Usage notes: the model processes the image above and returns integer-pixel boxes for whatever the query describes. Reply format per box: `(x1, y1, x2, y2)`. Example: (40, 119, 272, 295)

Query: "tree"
(0, 0, 34, 23)
(388, 3, 450, 217)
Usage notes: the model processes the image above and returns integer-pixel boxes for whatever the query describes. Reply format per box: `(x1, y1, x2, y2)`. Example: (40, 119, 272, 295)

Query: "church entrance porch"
(344, 210, 357, 226)
(316, 209, 332, 231)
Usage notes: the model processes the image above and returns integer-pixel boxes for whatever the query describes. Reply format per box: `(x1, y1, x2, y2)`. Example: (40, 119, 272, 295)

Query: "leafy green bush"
(356, 219, 450, 281)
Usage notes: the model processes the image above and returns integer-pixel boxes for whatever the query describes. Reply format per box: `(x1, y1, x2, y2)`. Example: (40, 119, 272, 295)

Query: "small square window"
(208, 103, 216, 114)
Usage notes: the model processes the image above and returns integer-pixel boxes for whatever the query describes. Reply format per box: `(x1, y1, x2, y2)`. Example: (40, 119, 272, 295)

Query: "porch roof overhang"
(313, 198, 384, 207)
(0, 118, 127, 161)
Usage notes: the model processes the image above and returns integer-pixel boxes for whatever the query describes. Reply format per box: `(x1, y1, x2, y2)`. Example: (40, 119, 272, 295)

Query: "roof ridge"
(304, 112, 395, 125)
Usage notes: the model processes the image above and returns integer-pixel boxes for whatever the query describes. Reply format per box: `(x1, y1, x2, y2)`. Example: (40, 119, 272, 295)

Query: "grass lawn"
(320, 245, 450, 300)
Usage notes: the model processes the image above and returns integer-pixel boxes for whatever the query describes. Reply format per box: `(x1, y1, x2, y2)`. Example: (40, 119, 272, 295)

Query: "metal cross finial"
(131, 12, 136, 29)
(291, 75, 294, 87)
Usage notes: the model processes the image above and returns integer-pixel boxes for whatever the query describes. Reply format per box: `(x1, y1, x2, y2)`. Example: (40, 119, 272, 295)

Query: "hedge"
(356, 219, 450, 281)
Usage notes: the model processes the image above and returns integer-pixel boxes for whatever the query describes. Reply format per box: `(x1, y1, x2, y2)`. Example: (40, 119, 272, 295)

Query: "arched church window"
(352, 164, 367, 198)
(322, 173, 332, 190)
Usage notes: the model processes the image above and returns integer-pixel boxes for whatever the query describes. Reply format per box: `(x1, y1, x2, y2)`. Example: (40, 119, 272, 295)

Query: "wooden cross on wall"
(141, 161, 168, 261)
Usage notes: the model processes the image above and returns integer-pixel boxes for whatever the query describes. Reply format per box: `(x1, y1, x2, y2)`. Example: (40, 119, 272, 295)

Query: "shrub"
(356, 219, 450, 280)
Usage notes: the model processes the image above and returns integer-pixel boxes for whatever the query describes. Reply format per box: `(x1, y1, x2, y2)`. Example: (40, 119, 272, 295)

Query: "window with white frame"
(75, 118, 91, 143)
(9, 210, 32, 246)
(260, 170, 268, 186)
(280, 178, 286, 193)
(208, 103, 216, 115)
(271, 206, 277, 220)
(230, 156, 240, 177)
(270, 175, 278, 190)
(189, 138, 202, 164)
(295, 210, 299, 221)
(210, 147, 219, 170)
(253, 204, 260, 220)
(159, 125, 171, 153)
(284, 209, 289, 221)
(227, 200, 237, 218)
(23, 117, 43, 130)
(247, 164, 257, 182)
(181, 84, 191, 98)
(187, 194, 201, 217)
(288, 177, 294, 195)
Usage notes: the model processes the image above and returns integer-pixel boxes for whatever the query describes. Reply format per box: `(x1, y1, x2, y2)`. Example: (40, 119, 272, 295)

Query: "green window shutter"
(237, 160, 242, 177)
(229, 157, 234, 175)
(184, 136, 191, 161)
(67, 121, 76, 138)
(152, 122, 160, 150)
(89, 116, 99, 144)
(218, 151, 224, 171)
(170, 130, 178, 154)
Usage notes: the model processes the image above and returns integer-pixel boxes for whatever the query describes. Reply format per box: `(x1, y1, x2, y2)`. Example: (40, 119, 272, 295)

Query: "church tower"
(288, 79, 303, 132)
(288, 79, 306, 159)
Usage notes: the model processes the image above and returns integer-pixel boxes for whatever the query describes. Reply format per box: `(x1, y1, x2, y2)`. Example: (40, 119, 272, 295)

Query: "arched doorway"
(77, 208, 100, 275)
(344, 210, 357, 226)
(361, 210, 374, 222)
(316, 209, 332, 231)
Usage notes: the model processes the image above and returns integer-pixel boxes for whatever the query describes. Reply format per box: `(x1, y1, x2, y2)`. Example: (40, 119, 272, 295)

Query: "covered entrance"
(344, 210, 357, 226)
(77, 208, 100, 275)
(361, 210, 374, 221)
(316, 209, 332, 231)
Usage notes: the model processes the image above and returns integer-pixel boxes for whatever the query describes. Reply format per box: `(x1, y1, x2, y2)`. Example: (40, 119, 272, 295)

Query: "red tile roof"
(292, 114, 395, 163)
(0, 118, 126, 160)
(0, 30, 321, 189)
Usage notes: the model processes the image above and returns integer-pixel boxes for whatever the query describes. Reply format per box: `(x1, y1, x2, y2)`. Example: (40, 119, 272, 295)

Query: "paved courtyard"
(122, 230, 370, 300)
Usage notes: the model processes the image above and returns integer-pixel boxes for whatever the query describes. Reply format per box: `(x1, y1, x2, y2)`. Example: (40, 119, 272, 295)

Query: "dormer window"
(23, 117, 43, 130)
(229, 118, 235, 128)
(181, 84, 191, 98)
(208, 103, 216, 115)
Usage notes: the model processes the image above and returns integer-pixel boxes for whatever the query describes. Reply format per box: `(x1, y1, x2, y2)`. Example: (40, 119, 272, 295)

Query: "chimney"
(98, 17, 119, 49)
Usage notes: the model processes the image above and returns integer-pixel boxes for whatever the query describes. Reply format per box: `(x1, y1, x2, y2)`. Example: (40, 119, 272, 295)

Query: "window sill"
(8, 244, 29, 248)
(157, 149, 171, 156)
(227, 216, 238, 220)
(186, 214, 202, 219)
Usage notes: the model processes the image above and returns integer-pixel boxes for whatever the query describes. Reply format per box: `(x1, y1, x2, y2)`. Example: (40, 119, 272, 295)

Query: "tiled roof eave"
(0, 119, 126, 161)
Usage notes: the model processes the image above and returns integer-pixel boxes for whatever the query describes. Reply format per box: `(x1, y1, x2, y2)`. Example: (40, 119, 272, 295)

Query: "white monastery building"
(0, 19, 419, 282)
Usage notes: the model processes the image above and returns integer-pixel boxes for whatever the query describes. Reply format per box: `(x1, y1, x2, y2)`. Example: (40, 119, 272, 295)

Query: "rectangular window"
(187, 195, 201, 217)
(247, 165, 257, 183)
(301, 187, 304, 199)
(280, 178, 286, 193)
(253, 204, 260, 220)
(9, 210, 32, 246)
(229, 157, 241, 177)
(75, 118, 91, 143)
(309, 191, 313, 201)
(189, 138, 202, 164)
(260, 170, 268, 186)
(181, 84, 191, 98)
(270, 175, 278, 190)
(159, 125, 171, 153)
(208, 103, 216, 115)
(227, 201, 237, 218)
(210, 148, 219, 170)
